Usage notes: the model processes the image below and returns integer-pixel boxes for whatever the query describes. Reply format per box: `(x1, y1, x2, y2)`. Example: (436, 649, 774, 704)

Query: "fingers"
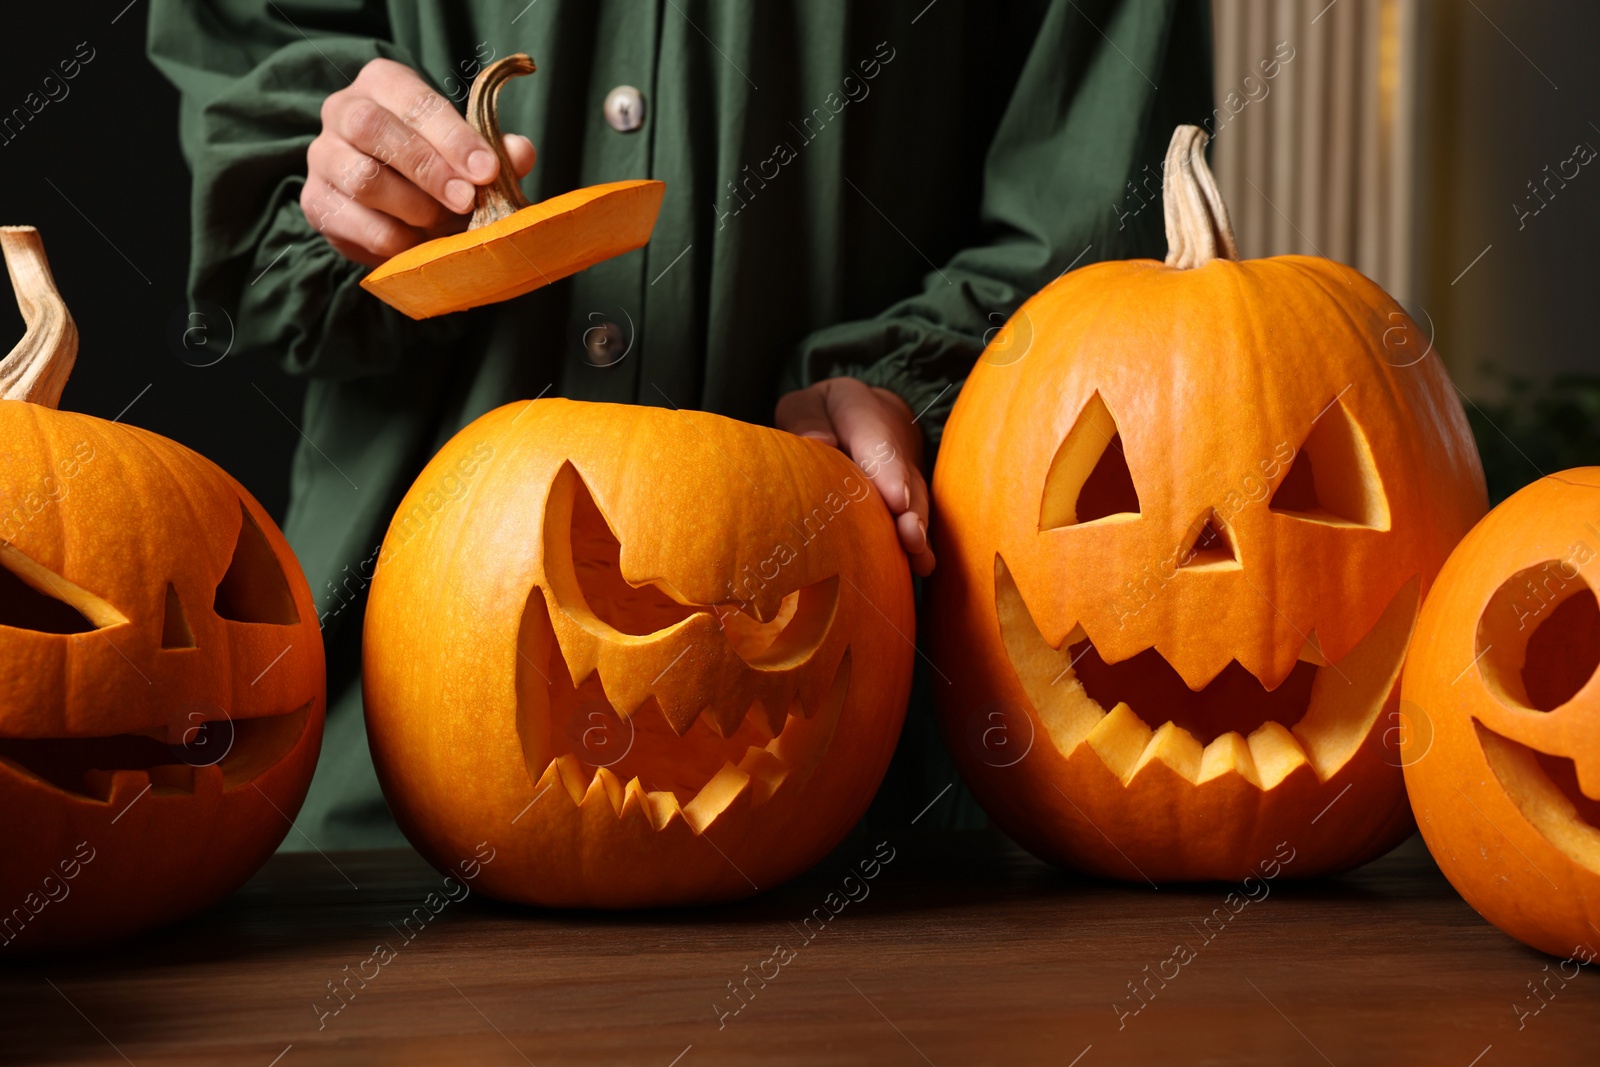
(774, 385, 839, 447)
(306, 135, 452, 230)
(359, 58, 499, 185)
(896, 468, 936, 576)
(307, 59, 545, 264)
(321, 59, 492, 216)
(299, 177, 426, 266)
(775, 377, 937, 574)
(824, 377, 913, 514)
(504, 134, 537, 178)
(832, 382, 935, 574)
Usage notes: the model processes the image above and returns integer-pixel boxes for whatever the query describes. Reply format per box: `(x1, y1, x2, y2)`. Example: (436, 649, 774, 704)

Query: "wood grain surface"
(1, 827, 1595, 1066)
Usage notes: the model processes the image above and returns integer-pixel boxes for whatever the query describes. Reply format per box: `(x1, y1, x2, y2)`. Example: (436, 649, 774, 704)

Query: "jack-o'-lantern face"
(928, 127, 1487, 881)
(363, 398, 913, 908)
(1470, 562, 1600, 821)
(995, 386, 1422, 774)
(521, 462, 851, 828)
(0, 226, 324, 951)
(1404, 470, 1600, 957)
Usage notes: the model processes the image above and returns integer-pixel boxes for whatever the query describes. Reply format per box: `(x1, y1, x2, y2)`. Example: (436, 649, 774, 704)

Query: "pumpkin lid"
(359, 54, 666, 320)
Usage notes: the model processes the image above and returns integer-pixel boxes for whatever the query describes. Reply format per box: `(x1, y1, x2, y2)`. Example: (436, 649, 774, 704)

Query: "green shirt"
(148, 0, 1213, 848)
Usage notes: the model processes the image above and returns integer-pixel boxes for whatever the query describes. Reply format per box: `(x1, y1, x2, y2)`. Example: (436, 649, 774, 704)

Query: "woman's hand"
(776, 377, 935, 577)
(302, 58, 537, 266)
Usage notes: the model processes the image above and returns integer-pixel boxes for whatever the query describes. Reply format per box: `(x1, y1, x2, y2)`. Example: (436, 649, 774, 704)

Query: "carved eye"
(213, 503, 301, 625)
(1476, 563, 1600, 712)
(0, 541, 127, 634)
(717, 578, 838, 669)
(555, 465, 838, 665)
(1040, 392, 1140, 529)
(1269, 397, 1389, 529)
(162, 582, 196, 649)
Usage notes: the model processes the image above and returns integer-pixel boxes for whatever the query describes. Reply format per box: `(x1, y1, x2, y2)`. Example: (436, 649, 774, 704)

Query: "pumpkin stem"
(1, 226, 77, 408)
(1162, 125, 1240, 269)
(467, 54, 537, 230)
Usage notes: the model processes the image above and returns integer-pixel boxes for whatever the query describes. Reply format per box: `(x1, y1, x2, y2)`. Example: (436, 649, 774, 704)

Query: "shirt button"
(583, 319, 627, 366)
(603, 86, 645, 133)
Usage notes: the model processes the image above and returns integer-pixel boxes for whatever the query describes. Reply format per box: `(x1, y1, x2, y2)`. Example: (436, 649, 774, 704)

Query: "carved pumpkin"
(360, 55, 665, 320)
(0, 227, 324, 950)
(1403, 469, 1600, 956)
(362, 398, 913, 906)
(927, 127, 1487, 881)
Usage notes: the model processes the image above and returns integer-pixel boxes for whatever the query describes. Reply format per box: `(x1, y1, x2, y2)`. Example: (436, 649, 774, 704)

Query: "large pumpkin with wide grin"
(927, 128, 1487, 881)
(0, 227, 324, 950)
(362, 398, 913, 906)
(1403, 470, 1600, 957)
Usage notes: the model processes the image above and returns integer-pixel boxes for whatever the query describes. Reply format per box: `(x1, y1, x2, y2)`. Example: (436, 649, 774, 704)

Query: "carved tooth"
(1130, 721, 1203, 783)
(1246, 721, 1311, 790)
(550, 754, 591, 805)
(1085, 703, 1153, 784)
(646, 789, 683, 830)
(752, 697, 788, 741)
(1297, 631, 1329, 665)
(582, 765, 627, 815)
(192, 762, 225, 797)
(682, 762, 752, 833)
(737, 746, 789, 804)
(82, 768, 151, 805)
(793, 662, 835, 723)
(653, 690, 706, 737)
(1198, 731, 1261, 787)
(619, 776, 653, 823)
(1294, 580, 1418, 779)
(701, 696, 752, 741)
(148, 763, 196, 794)
(599, 674, 654, 722)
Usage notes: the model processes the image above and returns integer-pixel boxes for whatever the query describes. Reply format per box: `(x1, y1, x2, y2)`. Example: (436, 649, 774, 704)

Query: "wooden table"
(1, 828, 1594, 1066)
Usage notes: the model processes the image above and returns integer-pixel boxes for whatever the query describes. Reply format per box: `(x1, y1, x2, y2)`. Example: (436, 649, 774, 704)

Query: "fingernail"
(445, 178, 474, 212)
(467, 149, 496, 181)
(916, 518, 928, 546)
(900, 478, 912, 512)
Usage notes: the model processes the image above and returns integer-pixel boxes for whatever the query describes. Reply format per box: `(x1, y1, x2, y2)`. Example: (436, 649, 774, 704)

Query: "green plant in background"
(1466, 370, 1600, 504)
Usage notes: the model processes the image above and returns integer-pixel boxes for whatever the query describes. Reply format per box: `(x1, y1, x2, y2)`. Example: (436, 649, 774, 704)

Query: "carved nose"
(1176, 509, 1239, 571)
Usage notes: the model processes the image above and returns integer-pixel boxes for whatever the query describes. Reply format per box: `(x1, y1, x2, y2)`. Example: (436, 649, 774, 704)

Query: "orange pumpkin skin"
(1403, 470, 1600, 957)
(363, 398, 913, 907)
(0, 407, 325, 951)
(928, 249, 1487, 881)
(360, 56, 665, 321)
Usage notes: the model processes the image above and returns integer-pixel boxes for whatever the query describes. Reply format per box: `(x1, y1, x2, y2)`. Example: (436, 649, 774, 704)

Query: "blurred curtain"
(1209, 0, 1419, 305)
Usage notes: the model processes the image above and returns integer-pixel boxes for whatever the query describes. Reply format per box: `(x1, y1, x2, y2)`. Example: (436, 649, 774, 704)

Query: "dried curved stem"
(1, 226, 77, 408)
(467, 54, 537, 230)
(1163, 125, 1240, 270)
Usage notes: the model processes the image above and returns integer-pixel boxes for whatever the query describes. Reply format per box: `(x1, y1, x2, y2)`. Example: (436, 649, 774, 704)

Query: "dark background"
(0, 0, 303, 519)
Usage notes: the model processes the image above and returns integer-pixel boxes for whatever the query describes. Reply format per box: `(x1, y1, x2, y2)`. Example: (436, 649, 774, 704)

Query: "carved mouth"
(1477, 722, 1600, 872)
(509, 461, 852, 833)
(520, 640, 849, 834)
(996, 555, 1417, 788)
(0, 703, 313, 800)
